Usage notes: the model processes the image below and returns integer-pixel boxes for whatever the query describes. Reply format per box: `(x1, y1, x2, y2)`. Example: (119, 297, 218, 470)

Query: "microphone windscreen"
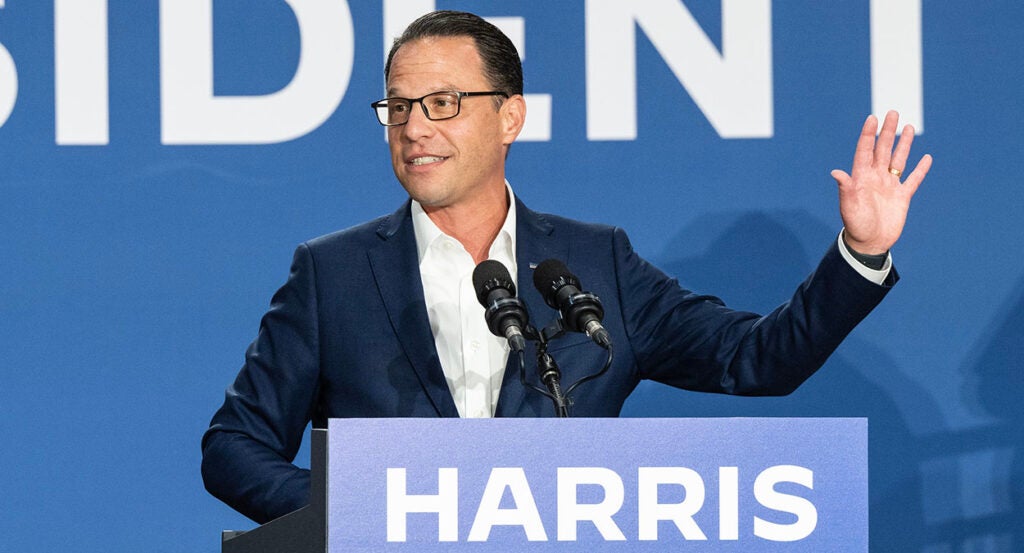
(532, 259, 569, 292)
(472, 259, 515, 305)
(532, 258, 579, 307)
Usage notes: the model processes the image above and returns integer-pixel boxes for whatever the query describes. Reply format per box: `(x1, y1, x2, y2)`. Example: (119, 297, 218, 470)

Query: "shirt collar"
(411, 182, 518, 265)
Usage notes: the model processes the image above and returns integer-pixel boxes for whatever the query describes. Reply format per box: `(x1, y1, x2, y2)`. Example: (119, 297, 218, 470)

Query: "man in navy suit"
(202, 11, 932, 523)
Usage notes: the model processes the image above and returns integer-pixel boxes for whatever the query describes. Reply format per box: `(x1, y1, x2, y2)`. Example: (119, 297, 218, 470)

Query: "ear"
(499, 94, 527, 146)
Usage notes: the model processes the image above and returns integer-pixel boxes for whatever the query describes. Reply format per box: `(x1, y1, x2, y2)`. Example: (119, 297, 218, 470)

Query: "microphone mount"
(518, 316, 613, 418)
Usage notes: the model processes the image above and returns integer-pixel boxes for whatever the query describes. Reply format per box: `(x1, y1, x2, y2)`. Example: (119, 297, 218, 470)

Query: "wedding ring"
(888, 167, 903, 178)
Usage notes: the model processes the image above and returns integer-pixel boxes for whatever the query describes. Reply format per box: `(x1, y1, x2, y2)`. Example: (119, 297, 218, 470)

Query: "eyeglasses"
(371, 90, 509, 126)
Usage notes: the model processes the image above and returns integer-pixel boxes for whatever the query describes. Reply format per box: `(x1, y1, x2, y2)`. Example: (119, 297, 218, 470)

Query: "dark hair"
(384, 10, 523, 97)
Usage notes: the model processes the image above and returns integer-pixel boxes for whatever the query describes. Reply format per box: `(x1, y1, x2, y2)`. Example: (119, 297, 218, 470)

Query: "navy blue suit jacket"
(202, 197, 895, 523)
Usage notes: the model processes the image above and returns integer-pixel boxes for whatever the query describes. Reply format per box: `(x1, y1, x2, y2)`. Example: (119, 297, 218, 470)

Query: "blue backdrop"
(1, 1, 1021, 551)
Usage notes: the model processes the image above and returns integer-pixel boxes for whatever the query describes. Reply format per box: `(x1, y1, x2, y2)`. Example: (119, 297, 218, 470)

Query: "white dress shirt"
(411, 187, 517, 418)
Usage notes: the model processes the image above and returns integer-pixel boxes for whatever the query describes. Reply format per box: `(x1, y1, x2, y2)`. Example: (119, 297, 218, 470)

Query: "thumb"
(830, 169, 852, 188)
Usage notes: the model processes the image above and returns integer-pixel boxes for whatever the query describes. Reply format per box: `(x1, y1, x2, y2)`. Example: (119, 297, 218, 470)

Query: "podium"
(222, 418, 867, 551)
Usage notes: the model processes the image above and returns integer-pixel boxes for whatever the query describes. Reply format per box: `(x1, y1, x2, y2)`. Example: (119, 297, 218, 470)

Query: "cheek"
(450, 124, 501, 159)
(387, 136, 403, 162)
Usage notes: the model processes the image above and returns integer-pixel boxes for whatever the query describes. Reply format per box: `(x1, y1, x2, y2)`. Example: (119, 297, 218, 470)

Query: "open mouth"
(410, 156, 448, 166)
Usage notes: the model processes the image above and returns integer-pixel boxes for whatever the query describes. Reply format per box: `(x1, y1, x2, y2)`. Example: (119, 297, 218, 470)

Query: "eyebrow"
(386, 84, 461, 97)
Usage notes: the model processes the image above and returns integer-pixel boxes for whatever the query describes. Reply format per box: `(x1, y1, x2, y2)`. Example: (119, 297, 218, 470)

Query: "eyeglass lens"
(378, 92, 460, 125)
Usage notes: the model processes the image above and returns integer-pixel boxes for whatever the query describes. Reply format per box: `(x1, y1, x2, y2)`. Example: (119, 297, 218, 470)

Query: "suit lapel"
(366, 201, 459, 418)
(495, 198, 568, 417)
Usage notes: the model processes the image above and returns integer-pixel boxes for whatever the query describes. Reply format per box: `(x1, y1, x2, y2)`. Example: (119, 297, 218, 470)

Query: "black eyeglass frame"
(371, 90, 509, 127)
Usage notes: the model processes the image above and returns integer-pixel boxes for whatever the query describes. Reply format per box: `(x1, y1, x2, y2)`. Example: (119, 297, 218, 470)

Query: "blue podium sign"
(327, 418, 867, 551)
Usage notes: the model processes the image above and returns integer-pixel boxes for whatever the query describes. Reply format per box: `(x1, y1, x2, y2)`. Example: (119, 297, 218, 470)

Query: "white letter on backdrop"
(160, 0, 353, 144)
(54, 0, 109, 144)
(586, 0, 773, 140)
(0, 4, 15, 130)
(871, 0, 924, 132)
(0, 45, 13, 129)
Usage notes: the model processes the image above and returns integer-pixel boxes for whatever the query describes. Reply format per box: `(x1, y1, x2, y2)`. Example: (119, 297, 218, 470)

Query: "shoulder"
(516, 198, 621, 240)
(302, 201, 412, 255)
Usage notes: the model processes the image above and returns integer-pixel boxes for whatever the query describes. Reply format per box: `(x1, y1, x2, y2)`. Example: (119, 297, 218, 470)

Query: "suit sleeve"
(201, 243, 321, 523)
(612, 227, 897, 395)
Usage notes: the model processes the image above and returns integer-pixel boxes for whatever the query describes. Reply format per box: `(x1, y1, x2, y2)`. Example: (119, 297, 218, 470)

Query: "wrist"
(841, 230, 889, 270)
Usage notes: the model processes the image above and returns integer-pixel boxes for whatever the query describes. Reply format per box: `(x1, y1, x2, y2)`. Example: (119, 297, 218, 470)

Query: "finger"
(888, 124, 916, 173)
(900, 154, 933, 197)
(830, 169, 852, 187)
(873, 110, 900, 165)
(851, 115, 879, 171)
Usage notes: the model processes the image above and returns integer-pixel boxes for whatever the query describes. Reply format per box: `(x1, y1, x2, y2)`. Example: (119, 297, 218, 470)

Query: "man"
(202, 11, 932, 524)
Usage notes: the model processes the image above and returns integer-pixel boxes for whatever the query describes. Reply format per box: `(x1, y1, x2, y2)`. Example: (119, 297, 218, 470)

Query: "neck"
(423, 187, 510, 265)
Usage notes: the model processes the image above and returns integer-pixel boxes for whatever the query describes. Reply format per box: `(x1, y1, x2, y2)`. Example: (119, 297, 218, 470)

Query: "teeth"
(411, 156, 445, 166)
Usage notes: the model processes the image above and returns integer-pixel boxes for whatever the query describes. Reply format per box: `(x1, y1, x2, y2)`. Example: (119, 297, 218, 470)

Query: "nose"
(398, 100, 435, 141)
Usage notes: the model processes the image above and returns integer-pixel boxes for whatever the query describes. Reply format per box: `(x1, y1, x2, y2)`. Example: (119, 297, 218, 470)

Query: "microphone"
(532, 259, 612, 349)
(472, 260, 529, 353)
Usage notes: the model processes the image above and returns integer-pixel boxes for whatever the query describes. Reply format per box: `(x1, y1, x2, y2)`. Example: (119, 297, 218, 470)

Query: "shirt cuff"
(837, 230, 892, 285)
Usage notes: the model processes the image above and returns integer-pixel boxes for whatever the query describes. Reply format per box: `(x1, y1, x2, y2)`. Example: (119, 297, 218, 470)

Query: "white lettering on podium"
(753, 465, 818, 541)
(637, 466, 708, 540)
(386, 467, 459, 542)
(54, 0, 109, 144)
(159, 0, 354, 144)
(385, 465, 816, 542)
(586, 0, 773, 140)
(556, 467, 627, 541)
(468, 467, 548, 541)
(719, 466, 740, 540)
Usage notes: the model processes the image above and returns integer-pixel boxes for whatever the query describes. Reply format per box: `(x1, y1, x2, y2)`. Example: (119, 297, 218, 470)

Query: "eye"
(428, 93, 461, 112)
(389, 102, 409, 114)
(429, 97, 452, 109)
